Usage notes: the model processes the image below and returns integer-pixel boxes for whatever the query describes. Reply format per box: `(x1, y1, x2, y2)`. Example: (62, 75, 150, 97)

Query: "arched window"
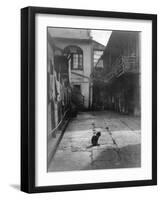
(63, 45, 83, 70)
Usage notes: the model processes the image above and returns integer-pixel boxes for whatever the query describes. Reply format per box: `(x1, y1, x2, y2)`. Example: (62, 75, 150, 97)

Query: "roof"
(92, 40, 105, 50)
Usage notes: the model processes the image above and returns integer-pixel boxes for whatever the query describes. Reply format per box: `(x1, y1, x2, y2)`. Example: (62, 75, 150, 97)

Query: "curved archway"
(63, 45, 83, 70)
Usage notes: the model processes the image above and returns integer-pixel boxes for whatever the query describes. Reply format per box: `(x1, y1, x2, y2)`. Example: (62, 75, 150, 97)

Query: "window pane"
(79, 54, 83, 67)
(71, 53, 83, 69)
(73, 54, 78, 69)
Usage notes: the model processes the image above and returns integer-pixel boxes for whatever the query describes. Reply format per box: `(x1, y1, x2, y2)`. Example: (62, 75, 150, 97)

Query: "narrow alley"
(48, 111, 141, 172)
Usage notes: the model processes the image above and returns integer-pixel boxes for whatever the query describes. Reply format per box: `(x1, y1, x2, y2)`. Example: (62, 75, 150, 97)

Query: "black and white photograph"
(47, 27, 141, 172)
(20, 6, 157, 193)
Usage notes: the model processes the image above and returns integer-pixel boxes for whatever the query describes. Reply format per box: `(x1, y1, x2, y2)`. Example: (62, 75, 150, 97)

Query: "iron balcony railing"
(113, 55, 139, 75)
(105, 55, 139, 82)
(92, 55, 139, 83)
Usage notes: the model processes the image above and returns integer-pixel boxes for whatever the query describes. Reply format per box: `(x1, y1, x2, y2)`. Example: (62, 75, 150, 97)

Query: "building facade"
(48, 28, 93, 109)
(47, 32, 71, 139)
(48, 28, 105, 110)
(93, 31, 141, 116)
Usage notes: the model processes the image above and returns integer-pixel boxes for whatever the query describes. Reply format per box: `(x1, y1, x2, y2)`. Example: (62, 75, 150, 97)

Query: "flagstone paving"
(48, 111, 141, 172)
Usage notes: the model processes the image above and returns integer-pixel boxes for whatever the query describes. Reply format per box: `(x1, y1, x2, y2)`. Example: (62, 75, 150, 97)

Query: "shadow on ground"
(83, 143, 141, 170)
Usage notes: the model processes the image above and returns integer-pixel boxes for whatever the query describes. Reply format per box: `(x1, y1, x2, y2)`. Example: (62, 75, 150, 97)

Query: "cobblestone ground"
(48, 111, 141, 172)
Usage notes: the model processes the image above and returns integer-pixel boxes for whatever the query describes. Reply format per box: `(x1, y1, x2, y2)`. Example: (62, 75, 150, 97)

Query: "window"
(72, 53, 83, 69)
(94, 50, 104, 67)
(64, 46, 83, 70)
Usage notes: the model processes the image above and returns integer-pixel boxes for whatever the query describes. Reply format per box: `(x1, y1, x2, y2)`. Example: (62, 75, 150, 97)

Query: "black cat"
(91, 132, 101, 146)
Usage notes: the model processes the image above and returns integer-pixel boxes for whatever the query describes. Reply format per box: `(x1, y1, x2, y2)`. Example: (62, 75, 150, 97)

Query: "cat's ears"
(97, 132, 101, 136)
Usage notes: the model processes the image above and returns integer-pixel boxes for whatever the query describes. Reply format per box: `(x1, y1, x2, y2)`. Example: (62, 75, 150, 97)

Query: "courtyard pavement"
(48, 111, 141, 172)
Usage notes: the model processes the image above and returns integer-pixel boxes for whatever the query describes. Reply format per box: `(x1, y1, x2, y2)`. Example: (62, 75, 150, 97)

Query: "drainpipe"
(89, 81, 93, 110)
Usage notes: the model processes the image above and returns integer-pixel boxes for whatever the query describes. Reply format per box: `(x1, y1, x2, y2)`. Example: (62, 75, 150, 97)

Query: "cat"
(91, 132, 101, 146)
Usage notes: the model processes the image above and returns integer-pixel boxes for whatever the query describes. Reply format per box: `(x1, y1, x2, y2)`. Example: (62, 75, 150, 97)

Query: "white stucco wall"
(51, 37, 93, 108)
(47, 42, 53, 134)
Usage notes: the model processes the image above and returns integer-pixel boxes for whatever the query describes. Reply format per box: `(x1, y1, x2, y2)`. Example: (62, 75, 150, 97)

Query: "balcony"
(112, 55, 139, 76)
(92, 56, 139, 84)
(103, 55, 139, 82)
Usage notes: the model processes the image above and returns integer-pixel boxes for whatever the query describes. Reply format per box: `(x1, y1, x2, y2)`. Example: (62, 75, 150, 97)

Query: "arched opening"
(63, 45, 83, 70)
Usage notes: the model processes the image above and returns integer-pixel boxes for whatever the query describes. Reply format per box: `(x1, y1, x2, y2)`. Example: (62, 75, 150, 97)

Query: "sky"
(91, 30, 112, 46)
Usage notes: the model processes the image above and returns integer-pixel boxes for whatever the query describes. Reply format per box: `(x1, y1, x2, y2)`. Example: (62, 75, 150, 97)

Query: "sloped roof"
(92, 40, 105, 50)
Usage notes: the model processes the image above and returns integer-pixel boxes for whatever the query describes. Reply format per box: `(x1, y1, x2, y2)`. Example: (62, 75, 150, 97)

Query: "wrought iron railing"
(92, 55, 139, 83)
(112, 55, 139, 76)
(105, 55, 139, 82)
